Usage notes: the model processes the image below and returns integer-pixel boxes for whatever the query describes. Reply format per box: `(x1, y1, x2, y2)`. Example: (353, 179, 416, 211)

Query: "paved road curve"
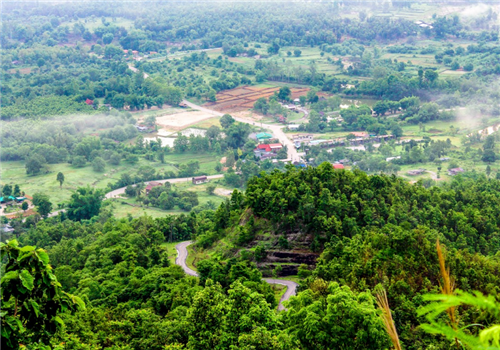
(105, 174, 225, 199)
(175, 241, 299, 310)
(175, 241, 199, 277)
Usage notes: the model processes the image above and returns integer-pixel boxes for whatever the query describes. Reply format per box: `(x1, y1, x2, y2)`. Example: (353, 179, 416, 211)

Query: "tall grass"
(436, 239, 460, 348)
(376, 289, 402, 350)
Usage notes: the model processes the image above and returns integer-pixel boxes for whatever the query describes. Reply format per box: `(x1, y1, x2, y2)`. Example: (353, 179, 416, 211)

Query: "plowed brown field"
(205, 86, 310, 112)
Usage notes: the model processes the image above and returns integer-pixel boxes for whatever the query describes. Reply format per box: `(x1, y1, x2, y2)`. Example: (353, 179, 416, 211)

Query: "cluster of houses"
(415, 20, 434, 29)
(0, 196, 27, 204)
(253, 143, 284, 160)
(143, 177, 209, 196)
(292, 132, 395, 151)
(123, 50, 159, 61)
(407, 169, 427, 176)
(448, 167, 465, 176)
(406, 167, 466, 177)
(135, 124, 155, 132)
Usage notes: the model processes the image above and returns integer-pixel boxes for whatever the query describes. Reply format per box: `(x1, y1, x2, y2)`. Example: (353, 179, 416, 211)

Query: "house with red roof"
(254, 144, 272, 159)
(145, 181, 162, 194)
(254, 143, 283, 160)
(269, 143, 283, 153)
(85, 98, 94, 106)
(332, 163, 345, 170)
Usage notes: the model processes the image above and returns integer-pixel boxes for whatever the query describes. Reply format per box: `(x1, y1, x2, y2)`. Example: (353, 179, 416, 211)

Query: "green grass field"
(1, 152, 221, 205)
(111, 180, 232, 219)
(161, 241, 181, 265)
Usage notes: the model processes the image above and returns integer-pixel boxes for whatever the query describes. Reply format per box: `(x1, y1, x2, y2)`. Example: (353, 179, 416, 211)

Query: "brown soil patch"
(206, 85, 310, 113)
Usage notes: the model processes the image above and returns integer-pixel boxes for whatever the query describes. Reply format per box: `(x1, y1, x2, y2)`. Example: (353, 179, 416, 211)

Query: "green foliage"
(284, 280, 390, 349)
(1, 96, 96, 120)
(418, 290, 500, 350)
(56, 172, 64, 188)
(32, 193, 53, 218)
(66, 187, 104, 221)
(0, 239, 85, 349)
(91, 156, 106, 172)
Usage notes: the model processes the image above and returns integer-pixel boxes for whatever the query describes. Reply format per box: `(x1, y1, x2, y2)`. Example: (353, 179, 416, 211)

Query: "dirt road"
(128, 64, 149, 79)
(175, 240, 299, 310)
(182, 100, 301, 163)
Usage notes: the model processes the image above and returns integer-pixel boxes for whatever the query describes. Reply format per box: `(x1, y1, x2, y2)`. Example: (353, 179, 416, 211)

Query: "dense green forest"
(3, 165, 500, 349)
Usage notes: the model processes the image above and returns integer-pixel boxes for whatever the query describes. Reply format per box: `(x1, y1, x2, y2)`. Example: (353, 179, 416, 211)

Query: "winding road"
(105, 174, 225, 199)
(175, 241, 298, 311)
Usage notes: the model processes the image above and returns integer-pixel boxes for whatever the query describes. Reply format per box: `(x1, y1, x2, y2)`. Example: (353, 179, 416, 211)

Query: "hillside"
(3, 165, 500, 349)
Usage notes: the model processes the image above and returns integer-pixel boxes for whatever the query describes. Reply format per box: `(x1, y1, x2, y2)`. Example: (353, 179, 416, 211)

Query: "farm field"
(205, 86, 310, 113)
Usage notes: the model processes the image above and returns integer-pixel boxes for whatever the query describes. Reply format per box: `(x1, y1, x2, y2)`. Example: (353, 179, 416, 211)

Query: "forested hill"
(3, 165, 500, 349)
(244, 163, 500, 254)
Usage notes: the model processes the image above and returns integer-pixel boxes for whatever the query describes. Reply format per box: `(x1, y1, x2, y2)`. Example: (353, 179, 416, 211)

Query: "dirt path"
(182, 100, 301, 163)
(175, 241, 299, 310)
(128, 64, 149, 79)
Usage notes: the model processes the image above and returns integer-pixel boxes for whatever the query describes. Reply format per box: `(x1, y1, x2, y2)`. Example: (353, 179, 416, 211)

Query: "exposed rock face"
(258, 250, 319, 277)
(259, 264, 299, 277)
(269, 251, 318, 265)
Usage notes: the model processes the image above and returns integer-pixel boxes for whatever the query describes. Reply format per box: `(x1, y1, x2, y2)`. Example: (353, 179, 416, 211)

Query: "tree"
(104, 44, 123, 59)
(109, 152, 121, 166)
(278, 86, 291, 101)
(254, 97, 269, 115)
(277, 146, 288, 159)
(373, 100, 389, 116)
(483, 135, 495, 151)
(0, 240, 85, 349)
(390, 124, 404, 138)
(174, 134, 189, 153)
(72, 156, 87, 168)
(57, 172, 65, 188)
(206, 184, 217, 195)
(299, 95, 307, 106)
(285, 281, 390, 349)
(294, 49, 302, 57)
(92, 157, 106, 172)
(267, 41, 280, 55)
(13, 185, 21, 197)
(2, 184, 13, 196)
(21, 201, 29, 212)
(306, 90, 318, 103)
(66, 187, 104, 221)
(463, 63, 474, 72)
(102, 33, 114, 44)
(145, 115, 157, 127)
(482, 149, 496, 163)
(220, 114, 235, 129)
(32, 193, 53, 218)
(424, 69, 438, 83)
(486, 165, 491, 177)
(25, 156, 45, 175)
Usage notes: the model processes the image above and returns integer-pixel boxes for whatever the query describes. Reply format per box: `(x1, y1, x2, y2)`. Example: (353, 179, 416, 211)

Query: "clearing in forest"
(155, 110, 216, 130)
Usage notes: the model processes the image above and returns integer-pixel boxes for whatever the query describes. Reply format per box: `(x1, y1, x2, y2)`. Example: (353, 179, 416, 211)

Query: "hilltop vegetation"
(3, 165, 500, 349)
